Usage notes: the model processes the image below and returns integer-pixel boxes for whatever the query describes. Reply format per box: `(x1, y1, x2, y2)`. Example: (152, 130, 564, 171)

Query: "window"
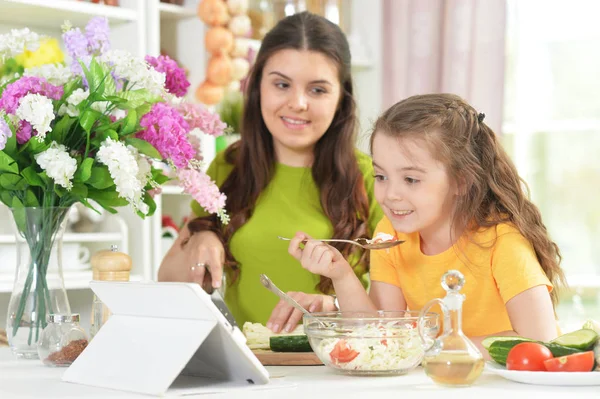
(503, 0, 600, 328)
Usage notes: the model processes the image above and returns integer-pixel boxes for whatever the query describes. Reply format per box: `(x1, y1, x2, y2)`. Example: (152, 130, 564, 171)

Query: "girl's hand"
(288, 231, 353, 280)
(267, 292, 337, 333)
(184, 230, 225, 292)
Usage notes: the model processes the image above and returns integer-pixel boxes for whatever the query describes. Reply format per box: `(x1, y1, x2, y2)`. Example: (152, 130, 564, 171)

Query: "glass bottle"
(89, 245, 132, 338)
(418, 270, 484, 387)
(37, 313, 88, 367)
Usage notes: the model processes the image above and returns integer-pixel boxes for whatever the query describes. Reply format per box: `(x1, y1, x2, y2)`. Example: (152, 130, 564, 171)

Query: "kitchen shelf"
(158, 2, 196, 21)
(0, 271, 145, 292)
(0, 232, 123, 244)
(0, 0, 138, 29)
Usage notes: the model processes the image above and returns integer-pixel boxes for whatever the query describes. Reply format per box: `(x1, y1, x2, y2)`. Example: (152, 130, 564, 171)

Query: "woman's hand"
(267, 292, 337, 333)
(287, 231, 353, 280)
(158, 225, 225, 292)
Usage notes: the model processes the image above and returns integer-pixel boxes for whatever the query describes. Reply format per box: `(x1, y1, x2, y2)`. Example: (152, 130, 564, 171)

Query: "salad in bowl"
(304, 310, 439, 375)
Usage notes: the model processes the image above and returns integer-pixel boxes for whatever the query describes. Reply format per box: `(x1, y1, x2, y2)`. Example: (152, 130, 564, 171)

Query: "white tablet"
(63, 281, 270, 396)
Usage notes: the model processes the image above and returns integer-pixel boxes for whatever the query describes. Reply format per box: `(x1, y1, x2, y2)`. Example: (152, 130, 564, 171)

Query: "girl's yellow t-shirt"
(370, 217, 553, 337)
(191, 150, 383, 326)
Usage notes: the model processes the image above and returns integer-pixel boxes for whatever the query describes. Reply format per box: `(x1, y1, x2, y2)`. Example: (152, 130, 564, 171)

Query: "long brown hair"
(190, 12, 371, 294)
(371, 93, 565, 305)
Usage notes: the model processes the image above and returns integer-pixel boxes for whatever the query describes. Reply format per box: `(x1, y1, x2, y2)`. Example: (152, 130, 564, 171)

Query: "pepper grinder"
(89, 245, 132, 338)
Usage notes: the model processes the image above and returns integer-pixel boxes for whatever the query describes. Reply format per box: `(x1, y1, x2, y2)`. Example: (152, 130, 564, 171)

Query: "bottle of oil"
(418, 270, 484, 387)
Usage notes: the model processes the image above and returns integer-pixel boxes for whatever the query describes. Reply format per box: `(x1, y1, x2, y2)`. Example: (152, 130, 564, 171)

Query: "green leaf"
(80, 109, 101, 134)
(119, 89, 162, 109)
(0, 173, 27, 190)
(85, 58, 106, 95)
(91, 129, 119, 147)
(88, 188, 128, 208)
(88, 165, 114, 189)
(69, 182, 88, 199)
(120, 109, 137, 135)
(135, 103, 152, 116)
(21, 166, 45, 187)
(50, 115, 77, 144)
(10, 197, 26, 233)
(125, 138, 161, 159)
(21, 138, 50, 155)
(23, 189, 39, 207)
(0, 151, 18, 173)
(74, 158, 94, 183)
(0, 191, 13, 207)
(140, 193, 157, 218)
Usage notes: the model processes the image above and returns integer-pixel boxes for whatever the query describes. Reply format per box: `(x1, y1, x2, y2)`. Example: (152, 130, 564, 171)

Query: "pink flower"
(136, 102, 195, 168)
(16, 120, 33, 144)
(177, 168, 226, 214)
(177, 102, 226, 137)
(0, 76, 63, 114)
(145, 55, 190, 97)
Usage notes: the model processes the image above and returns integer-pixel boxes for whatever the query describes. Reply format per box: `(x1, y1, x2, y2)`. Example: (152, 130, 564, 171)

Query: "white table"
(0, 348, 597, 398)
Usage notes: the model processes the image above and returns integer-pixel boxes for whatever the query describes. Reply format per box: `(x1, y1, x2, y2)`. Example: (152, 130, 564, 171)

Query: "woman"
(158, 12, 382, 331)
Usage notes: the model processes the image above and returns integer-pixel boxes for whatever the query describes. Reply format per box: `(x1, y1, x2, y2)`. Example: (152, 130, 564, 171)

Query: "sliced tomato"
(543, 351, 595, 372)
(329, 339, 359, 364)
(506, 342, 554, 371)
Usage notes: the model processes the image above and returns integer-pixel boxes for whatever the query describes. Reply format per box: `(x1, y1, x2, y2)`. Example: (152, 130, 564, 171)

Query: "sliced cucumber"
(482, 335, 533, 351)
(269, 335, 312, 352)
(551, 328, 599, 350)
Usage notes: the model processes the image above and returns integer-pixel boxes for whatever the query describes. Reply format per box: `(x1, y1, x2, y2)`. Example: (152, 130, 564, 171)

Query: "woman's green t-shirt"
(191, 150, 382, 326)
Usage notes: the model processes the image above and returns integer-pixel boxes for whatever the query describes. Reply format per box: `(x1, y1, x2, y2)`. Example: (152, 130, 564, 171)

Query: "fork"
(277, 236, 405, 250)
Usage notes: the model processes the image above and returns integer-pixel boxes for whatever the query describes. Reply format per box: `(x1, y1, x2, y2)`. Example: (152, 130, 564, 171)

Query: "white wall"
(351, 0, 383, 153)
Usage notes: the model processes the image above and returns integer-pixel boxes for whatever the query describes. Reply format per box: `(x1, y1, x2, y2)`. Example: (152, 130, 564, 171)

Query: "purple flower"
(0, 118, 12, 150)
(136, 103, 195, 168)
(145, 55, 190, 97)
(0, 76, 63, 114)
(85, 17, 110, 54)
(62, 27, 88, 62)
(16, 120, 33, 144)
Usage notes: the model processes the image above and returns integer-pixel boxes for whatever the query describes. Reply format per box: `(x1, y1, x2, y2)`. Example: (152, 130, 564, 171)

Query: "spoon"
(277, 236, 405, 250)
(259, 274, 328, 328)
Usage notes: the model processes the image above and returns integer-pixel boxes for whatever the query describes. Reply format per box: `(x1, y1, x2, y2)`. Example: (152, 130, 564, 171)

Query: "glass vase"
(6, 207, 72, 359)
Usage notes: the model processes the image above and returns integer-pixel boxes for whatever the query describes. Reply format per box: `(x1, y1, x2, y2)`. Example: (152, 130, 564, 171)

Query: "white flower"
(15, 93, 55, 140)
(0, 117, 12, 151)
(96, 138, 147, 213)
(24, 63, 73, 86)
(58, 88, 89, 117)
(99, 49, 166, 96)
(0, 28, 42, 61)
(34, 142, 77, 190)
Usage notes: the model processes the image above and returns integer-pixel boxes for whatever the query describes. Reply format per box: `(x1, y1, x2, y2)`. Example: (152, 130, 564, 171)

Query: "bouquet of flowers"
(0, 17, 228, 355)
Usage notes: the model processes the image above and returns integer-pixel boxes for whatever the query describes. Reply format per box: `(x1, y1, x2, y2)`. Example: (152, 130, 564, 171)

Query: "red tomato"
(543, 351, 595, 372)
(329, 339, 359, 364)
(506, 342, 554, 371)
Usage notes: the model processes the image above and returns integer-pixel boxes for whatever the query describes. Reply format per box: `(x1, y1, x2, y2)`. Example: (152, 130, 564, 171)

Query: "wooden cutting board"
(252, 350, 323, 366)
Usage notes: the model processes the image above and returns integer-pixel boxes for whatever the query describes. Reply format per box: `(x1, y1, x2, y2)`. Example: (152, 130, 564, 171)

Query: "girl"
(288, 93, 565, 352)
(158, 12, 382, 329)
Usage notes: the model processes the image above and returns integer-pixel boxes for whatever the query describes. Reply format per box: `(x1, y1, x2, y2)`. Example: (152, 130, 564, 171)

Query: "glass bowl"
(303, 310, 439, 376)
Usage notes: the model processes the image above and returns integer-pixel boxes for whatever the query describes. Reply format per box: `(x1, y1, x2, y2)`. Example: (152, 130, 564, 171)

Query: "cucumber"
(487, 339, 534, 366)
(550, 328, 599, 350)
(269, 335, 312, 352)
(482, 336, 533, 351)
(488, 339, 582, 366)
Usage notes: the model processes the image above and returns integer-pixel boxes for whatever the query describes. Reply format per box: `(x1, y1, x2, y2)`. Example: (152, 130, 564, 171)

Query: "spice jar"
(89, 245, 132, 338)
(37, 314, 88, 367)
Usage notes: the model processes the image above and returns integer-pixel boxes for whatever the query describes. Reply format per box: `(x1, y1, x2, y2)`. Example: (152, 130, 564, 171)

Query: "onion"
(195, 80, 225, 105)
(205, 26, 234, 54)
